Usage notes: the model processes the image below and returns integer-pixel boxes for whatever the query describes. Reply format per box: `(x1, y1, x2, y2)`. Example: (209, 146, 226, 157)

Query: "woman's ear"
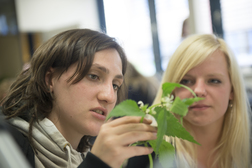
(45, 67, 55, 93)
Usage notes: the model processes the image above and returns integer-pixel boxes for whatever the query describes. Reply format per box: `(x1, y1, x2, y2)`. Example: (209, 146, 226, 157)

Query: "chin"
(186, 119, 206, 126)
(189, 120, 211, 127)
(94, 127, 103, 135)
(86, 129, 99, 136)
(85, 123, 102, 136)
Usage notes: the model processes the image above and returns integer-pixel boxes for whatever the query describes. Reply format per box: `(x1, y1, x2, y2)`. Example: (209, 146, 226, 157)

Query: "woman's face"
(47, 48, 123, 140)
(174, 50, 233, 129)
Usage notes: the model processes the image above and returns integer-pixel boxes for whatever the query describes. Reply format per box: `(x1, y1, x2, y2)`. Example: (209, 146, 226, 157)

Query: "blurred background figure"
(181, 17, 190, 40)
(125, 62, 159, 105)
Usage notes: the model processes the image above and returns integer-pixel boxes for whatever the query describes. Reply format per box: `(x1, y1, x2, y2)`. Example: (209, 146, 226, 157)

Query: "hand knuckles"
(143, 132, 155, 140)
(138, 123, 150, 131)
(103, 137, 116, 147)
(148, 132, 155, 139)
(129, 131, 139, 137)
(123, 116, 132, 121)
(128, 131, 153, 140)
(124, 116, 141, 122)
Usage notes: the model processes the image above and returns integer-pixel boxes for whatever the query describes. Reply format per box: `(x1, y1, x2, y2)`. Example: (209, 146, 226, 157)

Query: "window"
(103, 0, 155, 76)
(221, 0, 252, 67)
(155, 0, 189, 70)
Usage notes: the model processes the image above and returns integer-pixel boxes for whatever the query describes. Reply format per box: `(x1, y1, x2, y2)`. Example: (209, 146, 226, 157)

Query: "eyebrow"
(207, 73, 225, 77)
(184, 73, 225, 78)
(92, 63, 124, 79)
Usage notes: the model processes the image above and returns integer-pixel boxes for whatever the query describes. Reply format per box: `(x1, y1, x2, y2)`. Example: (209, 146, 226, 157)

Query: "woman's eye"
(209, 79, 221, 84)
(113, 84, 120, 91)
(180, 79, 192, 85)
(88, 74, 99, 80)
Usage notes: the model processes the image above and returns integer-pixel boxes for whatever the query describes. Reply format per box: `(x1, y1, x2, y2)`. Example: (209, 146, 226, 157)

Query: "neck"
(193, 125, 222, 149)
(61, 130, 82, 150)
(189, 118, 224, 168)
(47, 113, 83, 150)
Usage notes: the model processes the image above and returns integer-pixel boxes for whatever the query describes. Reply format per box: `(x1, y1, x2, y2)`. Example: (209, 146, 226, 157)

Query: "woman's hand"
(90, 116, 157, 168)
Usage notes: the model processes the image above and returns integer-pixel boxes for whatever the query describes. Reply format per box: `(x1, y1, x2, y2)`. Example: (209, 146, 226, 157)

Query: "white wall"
(15, 0, 100, 33)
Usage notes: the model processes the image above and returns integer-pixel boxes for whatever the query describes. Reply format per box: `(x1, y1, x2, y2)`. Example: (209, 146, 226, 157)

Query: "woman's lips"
(90, 107, 108, 121)
(189, 105, 210, 111)
(91, 110, 106, 121)
(90, 107, 108, 116)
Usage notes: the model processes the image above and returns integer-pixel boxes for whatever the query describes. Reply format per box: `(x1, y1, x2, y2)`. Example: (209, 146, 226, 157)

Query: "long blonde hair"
(154, 34, 251, 168)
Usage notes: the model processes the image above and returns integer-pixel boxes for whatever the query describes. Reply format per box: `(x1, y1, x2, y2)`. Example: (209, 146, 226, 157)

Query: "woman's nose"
(193, 80, 207, 97)
(98, 83, 116, 104)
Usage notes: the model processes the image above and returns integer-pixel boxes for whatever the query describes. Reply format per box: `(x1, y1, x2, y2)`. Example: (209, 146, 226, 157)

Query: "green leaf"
(106, 99, 145, 120)
(183, 97, 204, 106)
(165, 111, 200, 145)
(149, 139, 175, 168)
(155, 108, 167, 152)
(162, 83, 181, 97)
(141, 104, 149, 112)
(106, 82, 202, 168)
(171, 97, 204, 124)
(151, 106, 162, 124)
(170, 97, 188, 117)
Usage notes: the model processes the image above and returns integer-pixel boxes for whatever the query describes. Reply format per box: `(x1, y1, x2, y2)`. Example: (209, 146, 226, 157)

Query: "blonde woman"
(127, 34, 251, 168)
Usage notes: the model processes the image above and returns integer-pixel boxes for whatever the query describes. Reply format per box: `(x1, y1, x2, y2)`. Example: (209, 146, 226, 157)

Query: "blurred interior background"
(0, 0, 251, 107)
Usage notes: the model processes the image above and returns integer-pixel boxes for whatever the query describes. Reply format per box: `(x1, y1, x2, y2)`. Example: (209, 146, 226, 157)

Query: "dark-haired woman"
(1, 29, 157, 168)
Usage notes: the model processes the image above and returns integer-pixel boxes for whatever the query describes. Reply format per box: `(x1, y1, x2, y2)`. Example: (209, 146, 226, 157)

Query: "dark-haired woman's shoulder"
(0, 107, 35, 167)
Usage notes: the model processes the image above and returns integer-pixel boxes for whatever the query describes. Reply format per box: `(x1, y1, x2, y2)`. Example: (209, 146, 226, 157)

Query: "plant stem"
(181, 85, 196, 97)
(140, 116, 144, 123)
(148, 153, 153, 168)
(180, 116, 183, 126)
(145, 143, 153, 168)
(148, 103, 161, 110)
